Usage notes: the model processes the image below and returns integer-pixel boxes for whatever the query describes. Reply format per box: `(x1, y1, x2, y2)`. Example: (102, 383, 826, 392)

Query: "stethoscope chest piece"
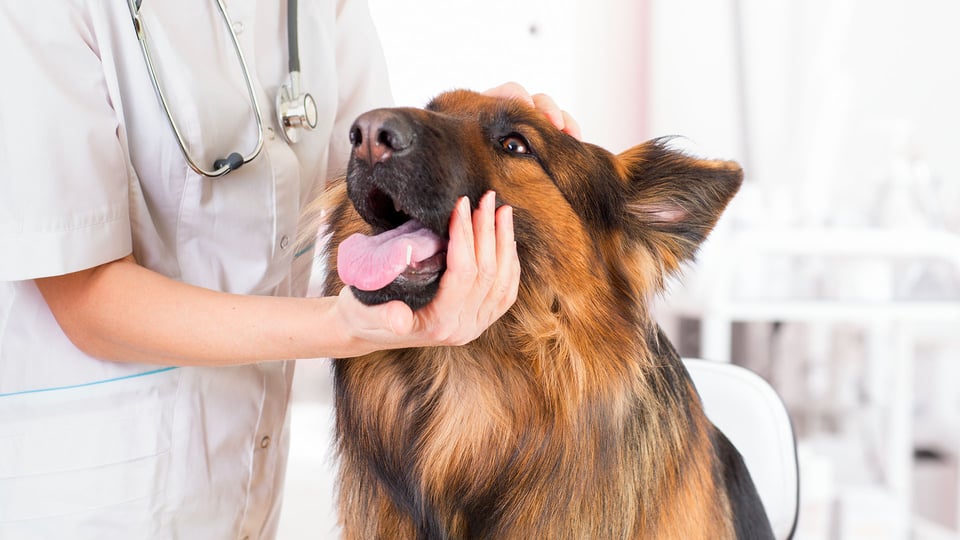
(276, 72, 318, 144)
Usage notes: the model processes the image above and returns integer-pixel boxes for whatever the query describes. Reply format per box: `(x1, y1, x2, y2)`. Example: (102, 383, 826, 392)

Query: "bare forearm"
(34, 194, 519, 365)
(35, 256, 359, 366)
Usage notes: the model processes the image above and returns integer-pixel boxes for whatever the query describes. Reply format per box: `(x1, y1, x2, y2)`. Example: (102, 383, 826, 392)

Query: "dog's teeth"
(394, 199, 403, 213)
(406, 245, 413, 265)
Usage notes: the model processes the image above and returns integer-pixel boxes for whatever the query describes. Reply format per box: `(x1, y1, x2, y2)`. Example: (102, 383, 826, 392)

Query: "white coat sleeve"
(0, 3, 132, 281)
(324, 0, 395, 181)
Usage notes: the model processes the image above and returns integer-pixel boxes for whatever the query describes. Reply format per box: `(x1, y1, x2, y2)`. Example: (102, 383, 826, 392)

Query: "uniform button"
(232, 20, 244, 34)
(260, 435, 271, 449)
(279, 235, 290, 250)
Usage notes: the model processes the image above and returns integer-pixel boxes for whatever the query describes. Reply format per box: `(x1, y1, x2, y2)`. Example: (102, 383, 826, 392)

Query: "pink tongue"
(338, 220, 447, 291)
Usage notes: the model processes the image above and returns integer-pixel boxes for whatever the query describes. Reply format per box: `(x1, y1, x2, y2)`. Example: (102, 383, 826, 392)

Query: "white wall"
(368, 0, 650, 153)
(648, 0, 960, 228)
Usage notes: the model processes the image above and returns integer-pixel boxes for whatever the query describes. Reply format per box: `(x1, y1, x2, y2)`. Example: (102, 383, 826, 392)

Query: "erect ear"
(618, 139, 743, 273)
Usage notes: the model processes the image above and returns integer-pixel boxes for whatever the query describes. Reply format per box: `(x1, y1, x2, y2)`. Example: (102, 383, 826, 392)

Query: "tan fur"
(308, 90, 767, 539)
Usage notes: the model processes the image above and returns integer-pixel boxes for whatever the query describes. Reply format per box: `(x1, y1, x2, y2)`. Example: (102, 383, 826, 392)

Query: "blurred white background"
(280, 1, 960, 538)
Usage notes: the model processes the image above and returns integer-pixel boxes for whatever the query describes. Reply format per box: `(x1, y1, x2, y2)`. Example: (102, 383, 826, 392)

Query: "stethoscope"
(127, 0, 318, 178)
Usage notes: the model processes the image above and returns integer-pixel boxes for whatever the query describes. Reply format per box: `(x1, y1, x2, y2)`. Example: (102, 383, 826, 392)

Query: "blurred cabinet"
(668, 226, 960, 539)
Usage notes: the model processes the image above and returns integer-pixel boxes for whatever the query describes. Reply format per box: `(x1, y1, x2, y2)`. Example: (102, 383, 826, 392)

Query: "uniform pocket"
(0, 368, 180, 533)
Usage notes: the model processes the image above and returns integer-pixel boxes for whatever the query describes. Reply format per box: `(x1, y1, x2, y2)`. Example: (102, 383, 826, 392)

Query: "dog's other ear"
(619, 139, 743, 272)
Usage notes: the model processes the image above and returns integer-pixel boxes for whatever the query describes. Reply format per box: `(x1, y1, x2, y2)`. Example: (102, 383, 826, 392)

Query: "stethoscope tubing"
(287, 0, 301, 74)
(127, 0, 265, 178)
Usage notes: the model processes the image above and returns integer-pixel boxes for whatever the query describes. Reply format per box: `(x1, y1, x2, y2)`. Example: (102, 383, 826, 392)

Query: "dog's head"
(330, 89, 742, 311)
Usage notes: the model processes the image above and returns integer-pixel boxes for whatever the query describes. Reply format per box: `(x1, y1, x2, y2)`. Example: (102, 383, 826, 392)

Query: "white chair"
(684, 358, 799, 540)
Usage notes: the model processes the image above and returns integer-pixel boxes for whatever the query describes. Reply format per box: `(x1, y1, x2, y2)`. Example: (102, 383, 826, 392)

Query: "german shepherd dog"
(315, 90, 774, 539)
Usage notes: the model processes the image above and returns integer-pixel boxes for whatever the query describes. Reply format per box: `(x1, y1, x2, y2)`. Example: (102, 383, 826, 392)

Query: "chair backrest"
(684, 358, 799, 540)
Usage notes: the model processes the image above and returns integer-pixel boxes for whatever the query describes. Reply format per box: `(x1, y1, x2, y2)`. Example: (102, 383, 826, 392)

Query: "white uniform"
(0, 0, 391, 538)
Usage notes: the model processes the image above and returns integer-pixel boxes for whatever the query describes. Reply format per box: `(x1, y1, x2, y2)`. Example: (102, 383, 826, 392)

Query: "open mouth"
(337, 186, 449, 307)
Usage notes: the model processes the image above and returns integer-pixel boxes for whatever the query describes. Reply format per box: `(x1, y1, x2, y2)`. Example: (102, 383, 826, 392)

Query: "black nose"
(349, 109, 415, 165)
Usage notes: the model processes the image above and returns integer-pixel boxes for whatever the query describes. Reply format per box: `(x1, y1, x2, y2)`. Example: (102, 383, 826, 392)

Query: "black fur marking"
(539, 140, 625, 233)
(714, 431, 777, 540)
(335, 355, 454, 539)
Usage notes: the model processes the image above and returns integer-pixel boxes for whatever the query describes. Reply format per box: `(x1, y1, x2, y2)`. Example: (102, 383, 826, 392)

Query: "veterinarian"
(0, 1, 579, 538)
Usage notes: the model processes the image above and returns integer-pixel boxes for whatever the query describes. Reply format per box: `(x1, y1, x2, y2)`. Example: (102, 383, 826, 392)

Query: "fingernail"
(459, 197, 471, 222)
(484, 191, 496, 210)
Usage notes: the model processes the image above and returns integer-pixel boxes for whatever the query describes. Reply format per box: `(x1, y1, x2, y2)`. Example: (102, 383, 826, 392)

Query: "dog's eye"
(499, 134, 531, 155)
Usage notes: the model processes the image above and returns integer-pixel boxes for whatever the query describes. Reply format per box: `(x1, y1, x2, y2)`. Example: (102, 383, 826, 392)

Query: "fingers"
(532, 93, 583, 140)
(413, 195, 478, 342)
(461, 191, 501, 330)
(532, 93, 565, 132)
(427, 193, 492, 343)
(418, 191, 519, 345)
(483, 82, 582, 140)
(338, 191, 519, 351)
(442, 195, 481, 297)
(490, 203, 520, 318)
(560, 109, 583, 140)
(483, 82, 536, 107)
(473, 191, 499, 298)
(455, 192, 520, 341)
(338, 286, 412, 335)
